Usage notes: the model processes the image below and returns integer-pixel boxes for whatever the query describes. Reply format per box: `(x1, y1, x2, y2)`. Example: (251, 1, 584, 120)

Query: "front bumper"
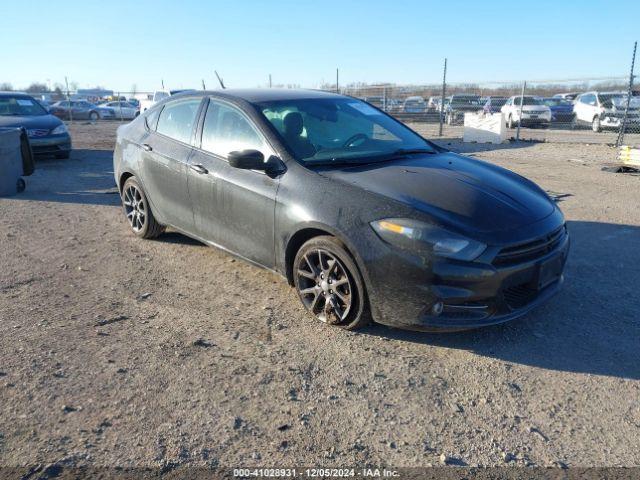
(28, 134, 72, 156)
(601, 115, 640, 128)
(519, 115, 550, 126)
(363, 218, 569, 331)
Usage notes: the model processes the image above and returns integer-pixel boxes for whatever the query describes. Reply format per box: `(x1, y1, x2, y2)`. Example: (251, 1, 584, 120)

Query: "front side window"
(200, 100, 267, 158)
(155, 98, 202, 144)
(257, 97, 434, 164)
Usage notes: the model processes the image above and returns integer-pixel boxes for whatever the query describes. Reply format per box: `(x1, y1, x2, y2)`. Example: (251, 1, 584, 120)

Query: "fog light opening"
(431, 301, 444, 316)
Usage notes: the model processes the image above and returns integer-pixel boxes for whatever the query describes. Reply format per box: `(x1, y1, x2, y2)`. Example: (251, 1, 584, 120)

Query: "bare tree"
(0, 82, 13, 91)
(25, 82, 50, 93)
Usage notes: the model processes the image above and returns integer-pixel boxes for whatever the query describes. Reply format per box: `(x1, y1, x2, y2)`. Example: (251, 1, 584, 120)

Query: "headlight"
(50, 124, 68, 135)
(371, 218, 486, 261)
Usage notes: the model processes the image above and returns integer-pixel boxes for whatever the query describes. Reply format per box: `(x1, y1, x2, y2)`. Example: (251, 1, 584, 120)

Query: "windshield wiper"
(389, 148, 435, 156)
(304, 148, 435, 167)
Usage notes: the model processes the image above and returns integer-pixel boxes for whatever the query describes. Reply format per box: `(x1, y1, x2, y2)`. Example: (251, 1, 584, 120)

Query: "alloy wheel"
(296, 249, 353, 325)
(123, 185, 146, 232)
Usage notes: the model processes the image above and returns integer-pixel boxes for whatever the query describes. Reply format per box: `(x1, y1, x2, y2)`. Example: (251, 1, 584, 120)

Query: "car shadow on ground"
(6, 149, 639, 380)
(9, 149, 120, 206)
(361, 220, 640, 380)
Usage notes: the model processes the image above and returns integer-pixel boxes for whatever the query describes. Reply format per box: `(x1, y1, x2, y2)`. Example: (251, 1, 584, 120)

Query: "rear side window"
(155, 98, 202, 144)
(200, 100, 267, 158)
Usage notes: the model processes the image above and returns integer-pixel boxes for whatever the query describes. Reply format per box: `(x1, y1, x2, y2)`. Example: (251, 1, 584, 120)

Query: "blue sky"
(1, 0, 638, 92)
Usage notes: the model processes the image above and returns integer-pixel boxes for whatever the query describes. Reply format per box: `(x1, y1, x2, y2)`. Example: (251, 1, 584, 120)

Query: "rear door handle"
(189, 164, 209, 175)
(142, 143, 152, 151)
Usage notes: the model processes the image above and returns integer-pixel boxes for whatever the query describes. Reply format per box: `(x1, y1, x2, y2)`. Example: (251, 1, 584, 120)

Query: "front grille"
(502, 283, 539, 309)
(32, 144, 63, 154)
(493, 225, 566, 266)
(526, 110, 546, 115)
(27, 129, 50, 137)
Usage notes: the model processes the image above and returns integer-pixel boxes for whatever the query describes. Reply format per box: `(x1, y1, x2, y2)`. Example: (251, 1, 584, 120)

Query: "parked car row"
(359, 90, 640, 132)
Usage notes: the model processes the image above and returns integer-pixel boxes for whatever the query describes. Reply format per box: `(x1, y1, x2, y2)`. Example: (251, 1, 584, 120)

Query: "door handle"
(142, 143, 152, 151)
(189, 164, 209, 175)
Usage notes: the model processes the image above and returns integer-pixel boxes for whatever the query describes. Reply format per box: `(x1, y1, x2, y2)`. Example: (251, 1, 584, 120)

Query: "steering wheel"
(342, 133, 369, 148)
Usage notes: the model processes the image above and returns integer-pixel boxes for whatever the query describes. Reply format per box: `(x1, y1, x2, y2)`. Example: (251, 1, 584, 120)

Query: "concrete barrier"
(463, 112, 507, 144)
(0, 128, 27, 196)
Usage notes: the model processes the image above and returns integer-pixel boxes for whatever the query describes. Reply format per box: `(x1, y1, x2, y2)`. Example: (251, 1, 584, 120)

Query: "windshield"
(0, 96, 48, 116)
(257, 97, 435, 165)
(542, 98, 571, 107)
(489, 98, 507, 106)
(451, 96, 481, 105)
(514, 97, 544, 106)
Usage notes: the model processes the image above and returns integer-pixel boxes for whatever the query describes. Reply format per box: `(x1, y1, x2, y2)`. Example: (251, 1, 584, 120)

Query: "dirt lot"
(1, 122, 639, 472)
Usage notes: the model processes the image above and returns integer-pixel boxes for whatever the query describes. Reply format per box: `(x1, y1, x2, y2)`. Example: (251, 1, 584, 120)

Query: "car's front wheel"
(592, 116, 601, 133)
(294, 236, 370, 330)
(89, 111, 99, 121)
(121, 177, 164, 239)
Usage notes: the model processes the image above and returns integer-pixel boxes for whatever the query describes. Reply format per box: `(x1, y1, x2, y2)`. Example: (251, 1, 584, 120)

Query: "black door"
(187, 99, 280, 268)
(138, 97, 203, 232)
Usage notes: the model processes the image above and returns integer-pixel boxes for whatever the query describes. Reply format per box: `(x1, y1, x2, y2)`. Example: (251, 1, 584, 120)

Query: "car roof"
(0, 91, 33, 98)
(174, 88, 345, 103)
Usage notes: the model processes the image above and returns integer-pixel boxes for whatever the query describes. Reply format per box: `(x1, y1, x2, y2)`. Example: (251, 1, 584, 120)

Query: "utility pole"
(269, 74, 272, 88)
(202, 79, 206, 90)
(161, 79, 165, 90)
(617, 41, 637, 147)
(336, 68, 339, 94)
(438, 58, 447, 137)
(64, 76, 72, 123)
(516, 81, 527, 141)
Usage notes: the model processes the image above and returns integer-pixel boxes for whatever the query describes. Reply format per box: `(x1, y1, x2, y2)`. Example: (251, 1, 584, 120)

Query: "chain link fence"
(325, 75, 639, 147)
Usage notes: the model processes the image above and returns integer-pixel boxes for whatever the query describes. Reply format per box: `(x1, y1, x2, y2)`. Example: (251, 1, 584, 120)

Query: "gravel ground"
(0, 122, 639, 472)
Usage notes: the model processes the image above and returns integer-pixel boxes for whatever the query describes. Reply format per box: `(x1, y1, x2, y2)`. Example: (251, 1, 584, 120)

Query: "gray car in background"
(49, 100, 115, 121)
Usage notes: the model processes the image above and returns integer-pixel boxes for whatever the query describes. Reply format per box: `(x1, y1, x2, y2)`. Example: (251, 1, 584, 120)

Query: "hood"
(549, 104, 573, 112)
(318, 153, 555, 236)
(0, 114, 63, 131)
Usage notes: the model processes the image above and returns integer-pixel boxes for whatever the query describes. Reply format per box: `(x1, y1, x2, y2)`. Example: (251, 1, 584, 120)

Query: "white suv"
(501, 96, 551, 128)
(573, 91, 640, 132)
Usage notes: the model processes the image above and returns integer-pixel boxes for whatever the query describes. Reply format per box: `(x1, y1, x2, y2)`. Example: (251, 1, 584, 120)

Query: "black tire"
(121, 177, 164, 239)
(592, 116, 601, 133)
(16, 178, 26, 193)
(55, 151, 70, 159)
(293, 235, 370, 330)
(89, 111, 99, 121)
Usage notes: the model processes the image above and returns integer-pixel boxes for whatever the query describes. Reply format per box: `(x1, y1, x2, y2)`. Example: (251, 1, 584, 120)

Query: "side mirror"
(228, 149, 266, 170)
(228, 150, 286, 175)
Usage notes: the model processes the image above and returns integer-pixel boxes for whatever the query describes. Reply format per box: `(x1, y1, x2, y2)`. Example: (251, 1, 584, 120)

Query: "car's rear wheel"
(570, 116, 577, 130)
(592, 116, 601, 133)
(294, 236, 370, 330)
(121, 177, 164, 239)
(89, 111, 99, 121)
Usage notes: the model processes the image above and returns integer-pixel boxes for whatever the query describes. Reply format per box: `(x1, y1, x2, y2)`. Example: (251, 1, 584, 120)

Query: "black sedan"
(113, 89, 569, 332)
(0, 92, 72, 158)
